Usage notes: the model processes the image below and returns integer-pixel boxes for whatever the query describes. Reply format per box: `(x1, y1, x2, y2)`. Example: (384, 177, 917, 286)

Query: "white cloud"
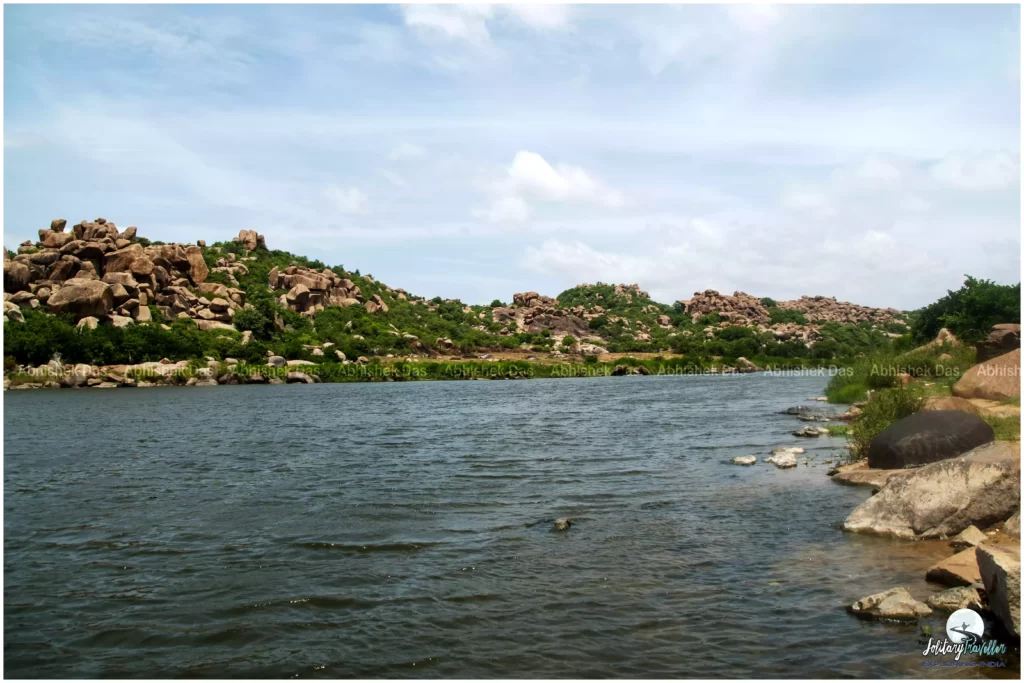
(854, 157, 903, 182)
(725, 4, 783, 33)
(324, 186, 369, 214)
(401, 5, 494, 45)
(389, 142, 427, 161)
(505, 4, 573, 30)
(781, 186, 836, 217)
(521, 239, 651, 283)
(475, 196, 531, 223)
(495, 150, 629, 209)
(379, 170, 407, 188)
(901, 195, 932, 212)
(930, 151, 1020, 191)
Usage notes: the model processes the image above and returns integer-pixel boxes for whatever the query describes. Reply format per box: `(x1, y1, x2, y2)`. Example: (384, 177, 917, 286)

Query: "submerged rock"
(552, 518, 572, 531)
(732, 455, 757, 466)
(849, 587, 932, 620)
(793, 426, 828, 437)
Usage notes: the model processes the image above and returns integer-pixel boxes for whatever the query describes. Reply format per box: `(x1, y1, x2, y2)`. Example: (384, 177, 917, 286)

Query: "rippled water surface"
(4, 375, 1016, 677)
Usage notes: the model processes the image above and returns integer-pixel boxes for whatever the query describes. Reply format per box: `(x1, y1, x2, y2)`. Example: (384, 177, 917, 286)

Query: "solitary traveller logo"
(921, 608, 1007, 666)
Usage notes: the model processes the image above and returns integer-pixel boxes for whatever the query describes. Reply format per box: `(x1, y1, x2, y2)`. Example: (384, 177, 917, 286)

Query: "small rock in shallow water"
(771, 447, 804, 455)
(732, 455, 757, 466)
(849, 587, 932, 620)
(766, 452, 797, 469)
(925, 586, 982, 613)
(552, 518, 572, 531)
(793, 426, 829, 437)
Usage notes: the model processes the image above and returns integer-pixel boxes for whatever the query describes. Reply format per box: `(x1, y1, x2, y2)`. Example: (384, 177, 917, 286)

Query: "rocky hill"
(4, 217, 909, 368)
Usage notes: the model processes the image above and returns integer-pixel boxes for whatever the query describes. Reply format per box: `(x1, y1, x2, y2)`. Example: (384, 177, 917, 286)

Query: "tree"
(911, 275, 1021, 344)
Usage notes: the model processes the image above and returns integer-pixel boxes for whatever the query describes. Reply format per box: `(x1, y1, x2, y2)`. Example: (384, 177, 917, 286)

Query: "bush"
(768, 307, 808, 325)
(912, 275, 1020, 344)
(760, 297, 777, 308)
(232, 307, 273, 339)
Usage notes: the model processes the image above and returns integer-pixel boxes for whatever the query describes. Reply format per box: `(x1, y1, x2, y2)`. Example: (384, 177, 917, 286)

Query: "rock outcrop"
(267, 265, 363, 317)
(4, 217, 231, 329)
(977, 543, 1020, 636)
(925, 586, 982, 613)
(866, 410, 994, 469)
(952, 348, 1021, 401)
(976, 323, 1021, 363)
(843, 441, 1021, 539)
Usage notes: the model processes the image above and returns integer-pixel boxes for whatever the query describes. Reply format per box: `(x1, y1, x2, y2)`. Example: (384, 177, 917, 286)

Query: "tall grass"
(824, 342, 976, 404)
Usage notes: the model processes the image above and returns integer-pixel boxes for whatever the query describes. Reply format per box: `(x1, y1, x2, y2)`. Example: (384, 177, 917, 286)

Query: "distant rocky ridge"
(4, 217, 906, 351)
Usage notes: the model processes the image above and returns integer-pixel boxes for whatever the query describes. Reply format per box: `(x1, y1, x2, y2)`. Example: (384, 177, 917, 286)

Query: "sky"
(4, 3, 1021, 310)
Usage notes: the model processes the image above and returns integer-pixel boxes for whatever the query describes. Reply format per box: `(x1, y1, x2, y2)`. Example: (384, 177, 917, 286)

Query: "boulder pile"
(267, 265, 365, 317)
(492, 291, 591, 338)
(3, 218, 249, 329)
(976, 323, 1021, 363)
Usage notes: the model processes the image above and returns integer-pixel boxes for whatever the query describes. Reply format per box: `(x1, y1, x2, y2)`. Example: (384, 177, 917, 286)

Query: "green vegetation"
(848, 387, 924, 461)
(911, 275, 1020, 344)
(983, 416, 1021, 442)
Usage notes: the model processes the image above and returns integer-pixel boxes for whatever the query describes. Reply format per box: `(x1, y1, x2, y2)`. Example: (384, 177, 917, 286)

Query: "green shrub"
(849, 387, 924, 460)
(912, 275, 1020, 344)
(768, 307, 808, 325)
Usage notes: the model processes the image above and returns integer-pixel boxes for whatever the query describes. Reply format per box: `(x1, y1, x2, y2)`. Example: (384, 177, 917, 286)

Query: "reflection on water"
(4, 375, 1017, 677)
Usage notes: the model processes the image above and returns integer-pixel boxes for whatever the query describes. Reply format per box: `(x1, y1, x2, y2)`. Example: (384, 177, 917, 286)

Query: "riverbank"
(4, 353, 847, 390)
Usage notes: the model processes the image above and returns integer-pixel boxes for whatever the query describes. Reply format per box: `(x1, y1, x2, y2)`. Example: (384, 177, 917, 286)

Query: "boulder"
(732, 455, 757, 466)
(977, 324, 1021, 363)
(920, 396, 982, 416)
(4, 261, 30, 293)
(47, 279, 114, 318)
(110, 314, 134, 328)
(976, 543, 1020, 636)
(184, 245, 208, 284)
(925, 586, 982, 613)
(195, 320, 235, 331)
(926, 547, 982, 587)
(50, 218, 67, 233)
(267, 356, 286, 368)
(1005, 511, 1020, 538)
(553, 518, 572, 531)
(866, 410, 994, 469)
(365, 294, 388, 314)
(103, 243, 145, 273)
(952, 349, 1021, 401)
(843, 441, 1020, 539)
(76, 316, 99, 330)
(949, 525, 988, 551)
(286, 371, 314, 384)
(848, 587, 932, 620)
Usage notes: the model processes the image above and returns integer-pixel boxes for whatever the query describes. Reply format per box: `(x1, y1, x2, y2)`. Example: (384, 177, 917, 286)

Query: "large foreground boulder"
(867, 410, 994, 469)
(843, 441, 1020, 539)
(952, 348, 1021, 401)
(977, 324, 1021, 364)
(47, 279, 114, 319)
(977, 543, 1020, 636)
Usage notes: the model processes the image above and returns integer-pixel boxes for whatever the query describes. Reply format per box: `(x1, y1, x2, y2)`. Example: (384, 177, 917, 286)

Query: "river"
(3, 374, 1015, 677)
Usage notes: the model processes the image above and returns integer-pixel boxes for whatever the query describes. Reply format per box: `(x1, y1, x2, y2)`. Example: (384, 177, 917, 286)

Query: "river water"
(4, 374, 1016, 677)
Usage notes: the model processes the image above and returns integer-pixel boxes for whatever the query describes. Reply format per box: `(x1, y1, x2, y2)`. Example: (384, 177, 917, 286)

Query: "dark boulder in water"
(552, 518, 572, 531)
(867, 410, 994, 470)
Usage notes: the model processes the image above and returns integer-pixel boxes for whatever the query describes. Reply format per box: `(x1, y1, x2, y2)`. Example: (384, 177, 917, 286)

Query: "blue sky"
(4, 3, 1020, 309)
